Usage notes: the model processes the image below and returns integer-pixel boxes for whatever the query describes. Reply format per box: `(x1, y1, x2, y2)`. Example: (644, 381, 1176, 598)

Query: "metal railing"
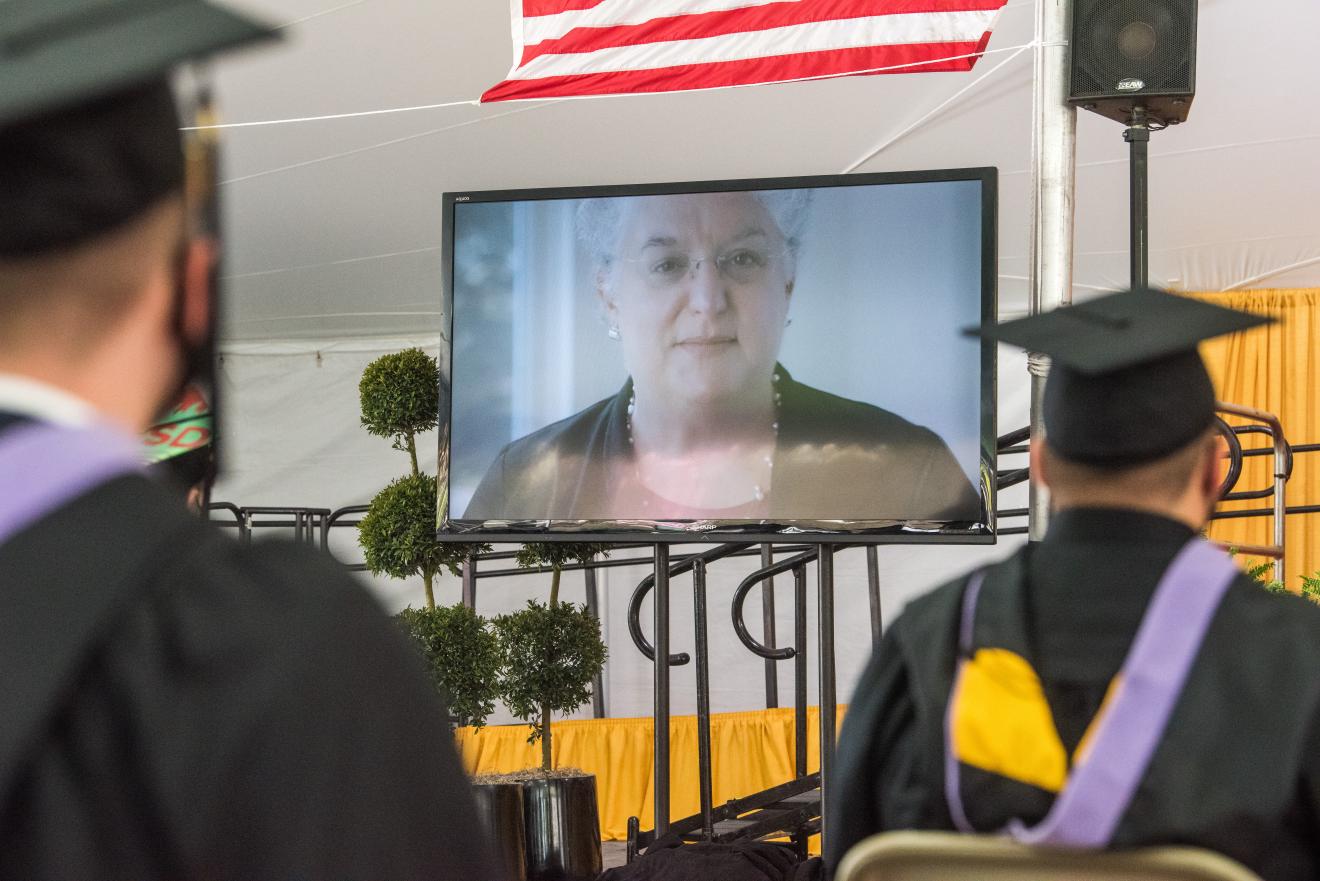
(202, 413, 1311, 853)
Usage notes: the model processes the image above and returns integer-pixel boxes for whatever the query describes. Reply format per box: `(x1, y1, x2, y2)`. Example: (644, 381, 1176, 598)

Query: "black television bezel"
(436, 167, 998, 545)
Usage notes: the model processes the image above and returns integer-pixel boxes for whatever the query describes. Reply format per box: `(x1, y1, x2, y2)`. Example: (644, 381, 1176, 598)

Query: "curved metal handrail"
(627, 542, 754, 665)
(1214, 416, 1244, 500)
(323, 504, 370, 568)
(205, 501, 243, 525)
(731, 549, 817, 660)
(1222, 424, 1293, 501)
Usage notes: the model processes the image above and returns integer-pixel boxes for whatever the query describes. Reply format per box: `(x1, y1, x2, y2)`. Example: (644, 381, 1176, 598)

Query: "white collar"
(0, 373, 99, 428)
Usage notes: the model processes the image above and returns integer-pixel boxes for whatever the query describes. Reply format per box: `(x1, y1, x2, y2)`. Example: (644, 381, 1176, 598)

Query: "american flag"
(482, 0, 1010, 103)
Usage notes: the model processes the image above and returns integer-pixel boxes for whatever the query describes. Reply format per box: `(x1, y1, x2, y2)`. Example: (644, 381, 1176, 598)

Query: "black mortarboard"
(969, 289, 1273, 466)
(0, 0, 277, 256)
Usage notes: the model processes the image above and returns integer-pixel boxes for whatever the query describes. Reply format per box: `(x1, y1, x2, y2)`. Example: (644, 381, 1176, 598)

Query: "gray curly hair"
(576, 189, 813, 272)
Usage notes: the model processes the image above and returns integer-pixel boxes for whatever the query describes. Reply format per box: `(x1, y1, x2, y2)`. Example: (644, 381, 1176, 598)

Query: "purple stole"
(0, 420, 144, 547)
(944, 539, 1240, 848)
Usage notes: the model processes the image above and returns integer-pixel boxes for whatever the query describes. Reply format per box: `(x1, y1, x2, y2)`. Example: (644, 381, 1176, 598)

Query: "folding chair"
(836, 831, 1263, 881)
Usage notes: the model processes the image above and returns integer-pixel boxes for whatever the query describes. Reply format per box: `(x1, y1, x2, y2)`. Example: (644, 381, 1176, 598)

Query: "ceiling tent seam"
(219, 103, 547, 185)
(224, 246, 441, 281)
(841, 40, 1035, 174)
(1222, 255, 1320, 291)
(1003, 233, 1320, 262)
(234, 311, 444, 327)
(1002, 132, 1320, 176)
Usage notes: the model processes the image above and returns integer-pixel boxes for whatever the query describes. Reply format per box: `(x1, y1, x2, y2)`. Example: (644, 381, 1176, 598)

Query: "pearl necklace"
(626, 371, 782, 504)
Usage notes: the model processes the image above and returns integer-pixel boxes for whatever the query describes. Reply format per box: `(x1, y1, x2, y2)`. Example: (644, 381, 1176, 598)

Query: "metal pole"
(793, 564, 808, 778)
(1027, 0, 1077, 542)
(693, 560, 715, 839)
(1272, 427, 1288, 584)
(653, 543, 671, 837)
(865, 545, 882, 648)
(817, 544, 838, 846)
(584, 565, 607, 719)
(760, 543, 779, 708)
(1125, 106, 1150, 290)
(461, 553, 477, 609)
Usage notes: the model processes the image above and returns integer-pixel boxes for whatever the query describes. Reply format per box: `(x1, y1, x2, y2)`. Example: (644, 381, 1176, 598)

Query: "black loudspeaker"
(1068, 0, 1197, 126)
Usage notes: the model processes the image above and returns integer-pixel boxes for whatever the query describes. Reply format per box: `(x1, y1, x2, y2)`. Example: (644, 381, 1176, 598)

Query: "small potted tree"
(396, 605, 528, 881)
(356, 348, 487, 607)
(489, 542, 610, 881)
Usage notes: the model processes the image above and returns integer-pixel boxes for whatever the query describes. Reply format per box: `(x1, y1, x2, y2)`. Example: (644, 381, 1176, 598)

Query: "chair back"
(835, 831, 1263, 881)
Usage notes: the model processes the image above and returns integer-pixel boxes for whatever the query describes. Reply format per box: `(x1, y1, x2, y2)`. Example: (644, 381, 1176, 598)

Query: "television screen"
(438, 169, 996, 543)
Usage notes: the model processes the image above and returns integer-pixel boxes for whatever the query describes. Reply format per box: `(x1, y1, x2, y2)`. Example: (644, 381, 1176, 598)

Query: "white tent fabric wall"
(214, 338, 1029, 726)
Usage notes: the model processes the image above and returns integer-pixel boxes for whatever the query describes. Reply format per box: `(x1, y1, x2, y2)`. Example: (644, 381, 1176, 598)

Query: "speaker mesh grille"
(1072, 0, 1194, 98)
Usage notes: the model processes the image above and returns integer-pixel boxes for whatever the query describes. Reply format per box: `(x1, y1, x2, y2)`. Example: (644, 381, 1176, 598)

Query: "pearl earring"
(607, 324, 622, 341)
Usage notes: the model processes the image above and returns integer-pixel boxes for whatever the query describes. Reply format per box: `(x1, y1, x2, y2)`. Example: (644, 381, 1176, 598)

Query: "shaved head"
(0, 195, 185, 357)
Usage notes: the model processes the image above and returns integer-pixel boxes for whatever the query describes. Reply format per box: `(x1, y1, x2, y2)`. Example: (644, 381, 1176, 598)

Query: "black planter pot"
(473, 782, 528, 881)
(523, 774, 602, 881)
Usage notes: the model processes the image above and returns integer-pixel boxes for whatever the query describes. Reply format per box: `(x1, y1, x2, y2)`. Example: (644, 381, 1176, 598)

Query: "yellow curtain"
(456, 706, 846, 841)
(1192, 289, 1319, 590)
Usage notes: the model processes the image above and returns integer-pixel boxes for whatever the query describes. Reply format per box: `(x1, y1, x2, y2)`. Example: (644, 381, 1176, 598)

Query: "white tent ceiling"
(213, 0, 1320, 342)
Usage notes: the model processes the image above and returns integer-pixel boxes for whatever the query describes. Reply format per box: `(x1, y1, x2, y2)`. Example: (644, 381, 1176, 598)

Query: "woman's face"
(599, 192, 794, 408)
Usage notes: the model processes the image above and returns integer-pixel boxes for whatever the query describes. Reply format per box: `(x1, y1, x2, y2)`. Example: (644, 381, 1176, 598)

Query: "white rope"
(182, 99, 477, 131)
(186, 37, 1039, 132)
(841, 41, 1035, 174)
(219, 103, 546, 185)
(277, 0, 370, 29)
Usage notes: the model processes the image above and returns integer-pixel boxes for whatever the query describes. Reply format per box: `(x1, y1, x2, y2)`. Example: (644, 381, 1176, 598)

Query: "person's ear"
(1199, 433, 1222, 506)
(180, 237, 216, 346)
(595, 265, 618, 323)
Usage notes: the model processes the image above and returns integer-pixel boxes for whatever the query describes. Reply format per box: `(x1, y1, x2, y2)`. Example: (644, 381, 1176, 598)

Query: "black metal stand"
(865, 545, 882, 649)
(816, 544, 838, 845)
(652, 543, 671, 838)
(760, 543, 779, 709)
(583, 565, 606, 719)
(1125, 105, 1151, 289)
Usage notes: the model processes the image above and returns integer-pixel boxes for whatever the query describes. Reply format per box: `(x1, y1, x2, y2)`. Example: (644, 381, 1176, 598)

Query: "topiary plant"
(359, 347, 439, 475)
(492, 543, 610, 772)
(397, 604, 500, 729)
(356, 348, 488, 608)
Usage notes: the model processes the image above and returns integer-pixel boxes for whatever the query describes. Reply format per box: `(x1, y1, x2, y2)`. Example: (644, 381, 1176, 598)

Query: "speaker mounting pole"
(1124, 105, 1151, 289)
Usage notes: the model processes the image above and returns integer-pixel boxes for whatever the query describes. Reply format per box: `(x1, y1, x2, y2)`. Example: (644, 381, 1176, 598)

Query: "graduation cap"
(969, 289, 1273, 466)
(0, 0, 277, 256)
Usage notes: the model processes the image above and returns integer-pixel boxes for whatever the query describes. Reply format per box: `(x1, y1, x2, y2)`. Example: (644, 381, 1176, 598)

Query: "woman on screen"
(463, 190, 980, 523)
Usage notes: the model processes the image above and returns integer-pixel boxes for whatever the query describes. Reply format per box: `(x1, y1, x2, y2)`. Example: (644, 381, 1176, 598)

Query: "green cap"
(0, 0, 277, 125)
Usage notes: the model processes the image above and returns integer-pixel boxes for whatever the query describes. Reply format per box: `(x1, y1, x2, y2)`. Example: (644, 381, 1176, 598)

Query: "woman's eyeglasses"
(622, 246, 787, 291)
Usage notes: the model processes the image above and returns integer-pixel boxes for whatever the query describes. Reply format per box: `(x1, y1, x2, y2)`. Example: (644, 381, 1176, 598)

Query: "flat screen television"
(437, 168, 997, 543)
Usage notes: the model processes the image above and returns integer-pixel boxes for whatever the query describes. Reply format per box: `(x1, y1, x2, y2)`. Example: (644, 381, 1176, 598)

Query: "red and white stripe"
(482, 0, 1009, 102)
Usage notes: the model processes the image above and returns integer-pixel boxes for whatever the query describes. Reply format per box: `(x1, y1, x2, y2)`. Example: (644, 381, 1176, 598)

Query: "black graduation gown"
(825, 509, 1320, 881)
(0, 431, 501, 880)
